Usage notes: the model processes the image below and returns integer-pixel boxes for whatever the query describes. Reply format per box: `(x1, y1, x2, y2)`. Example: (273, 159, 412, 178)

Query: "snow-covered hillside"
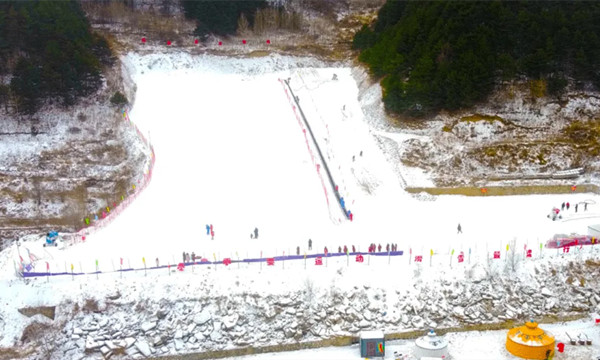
(2, 52, 600, 360)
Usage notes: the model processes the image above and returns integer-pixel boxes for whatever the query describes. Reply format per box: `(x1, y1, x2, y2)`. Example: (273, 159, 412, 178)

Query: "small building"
(506, 320, 555, 359)
(360, 330, 385, 358)
(414, 330, 449, 359)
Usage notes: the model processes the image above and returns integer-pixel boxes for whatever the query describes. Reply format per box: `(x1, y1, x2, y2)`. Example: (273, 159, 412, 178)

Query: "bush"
(110, 91, 128, 106)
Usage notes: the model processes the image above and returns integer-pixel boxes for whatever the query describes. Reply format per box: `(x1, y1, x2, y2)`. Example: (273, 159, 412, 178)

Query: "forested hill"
(0, 1, 112, 114)
(353, 1, 600, 117)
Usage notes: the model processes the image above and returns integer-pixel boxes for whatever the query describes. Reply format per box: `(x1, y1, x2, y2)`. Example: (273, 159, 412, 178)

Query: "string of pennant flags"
(19, 237, 600, 279)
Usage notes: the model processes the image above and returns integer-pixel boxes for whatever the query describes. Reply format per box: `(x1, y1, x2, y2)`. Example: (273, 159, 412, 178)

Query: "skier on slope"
(206, 224, 210, 235)
(308, 239, 312, 250)
(254, 227, 259, 239)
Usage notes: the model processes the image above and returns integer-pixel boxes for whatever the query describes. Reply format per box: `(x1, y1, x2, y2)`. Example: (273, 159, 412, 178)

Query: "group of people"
(368, 243, 398, 253)
(182, 251, 197, 263)
(561, 201, 587, 212)
(205, 224, 214, 240)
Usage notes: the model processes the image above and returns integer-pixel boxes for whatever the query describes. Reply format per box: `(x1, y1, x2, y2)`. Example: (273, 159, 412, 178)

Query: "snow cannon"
(44, 231, 59, 247)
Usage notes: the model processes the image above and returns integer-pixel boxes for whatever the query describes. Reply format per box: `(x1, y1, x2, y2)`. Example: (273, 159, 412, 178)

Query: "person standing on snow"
(254, 227, 259, 239)
(561, 202, 565, 211)
(585, 203, 588, 211)
(575, 203, 579, 212)
(378, 244, 382, 252)
(566, 202, 570, 210)
(338, 246, 342, 253)
(308, 239, 312, 250)
(457, 223, 462, 234)
(206, 224, 210, 235)
(296, 246, 300, 255)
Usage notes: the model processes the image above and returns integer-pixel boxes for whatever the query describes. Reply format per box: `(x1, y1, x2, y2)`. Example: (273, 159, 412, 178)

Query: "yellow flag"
(430, 249, 434, 256)
(142, 257, 146, 264)
(71, 264, 74, 271)
(213, 253, 216, 261)
(506, 244, 509, 251)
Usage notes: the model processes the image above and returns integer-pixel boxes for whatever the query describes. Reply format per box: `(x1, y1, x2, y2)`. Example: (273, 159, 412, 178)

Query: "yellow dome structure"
(506, 320, 555, 359)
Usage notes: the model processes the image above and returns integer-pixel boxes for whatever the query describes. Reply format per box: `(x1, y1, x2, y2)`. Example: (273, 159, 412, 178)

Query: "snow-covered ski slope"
(3, 52, 600, 358)
(2, 52, 600, 274)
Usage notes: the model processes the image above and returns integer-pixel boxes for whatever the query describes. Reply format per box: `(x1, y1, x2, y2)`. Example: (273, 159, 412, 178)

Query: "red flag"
(595, 318, 600, 324)
(201, 258, 208, 263)
(526, 249, 532, 258)
(223, 258, 231, 266)
(458, 252, 464, 263)
(493, 251, 500, 259)
(46, 262, 49, 272)
(315, 257, 323, 265)
(355, 254, 364, 263)
(177, 263, 185, 271)
(266, 258, 275, 266)
(120, 258, 123, 266)
(415, 255, 423, 262)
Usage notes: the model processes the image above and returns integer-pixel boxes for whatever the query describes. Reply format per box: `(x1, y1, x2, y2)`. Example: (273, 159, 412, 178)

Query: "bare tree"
(237, 13, 250, 36)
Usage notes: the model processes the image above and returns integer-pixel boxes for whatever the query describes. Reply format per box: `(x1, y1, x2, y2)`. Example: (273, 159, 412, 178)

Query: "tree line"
(181, 0, 302, 38)
(0, 1, 112, 114)
(353, 1, 600, 117)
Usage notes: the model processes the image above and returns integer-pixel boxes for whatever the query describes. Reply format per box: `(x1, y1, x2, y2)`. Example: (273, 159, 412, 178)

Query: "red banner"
(493, 251, 500, 259)
(563, 246, 570, 253)
(414, 255, 423, 262)
(355, 254, 364, 263)
(315, 257, 323, 265)
(458, 253, 464, 263)
(223, 258, 231, 266)
(526, 249, 532, 258)
(267, 258, 275, 266)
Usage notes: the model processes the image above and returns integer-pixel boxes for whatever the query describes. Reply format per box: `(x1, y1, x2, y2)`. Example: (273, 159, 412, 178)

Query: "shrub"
(110, 91, 128, 106)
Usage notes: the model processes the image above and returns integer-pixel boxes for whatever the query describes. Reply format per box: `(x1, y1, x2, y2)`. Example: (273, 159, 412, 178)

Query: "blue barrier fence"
(21, 251, 404, 278)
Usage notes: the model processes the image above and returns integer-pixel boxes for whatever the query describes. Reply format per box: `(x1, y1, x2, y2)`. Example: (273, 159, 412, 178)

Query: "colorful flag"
(315, 257, 323, 265)
(526, 249, 532, 258)
(430, 249, 434, 256)
(142, 257, 146, 264)
(506, 244, 509, 251)
(493, 251, 500, 259)
(71, 263, 74, 271)
(458, 252, 464, 263)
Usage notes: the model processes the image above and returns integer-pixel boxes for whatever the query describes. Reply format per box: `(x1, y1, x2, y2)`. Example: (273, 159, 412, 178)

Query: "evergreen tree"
(356, 1, 600, 117)
(182, 0, 267, 37)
